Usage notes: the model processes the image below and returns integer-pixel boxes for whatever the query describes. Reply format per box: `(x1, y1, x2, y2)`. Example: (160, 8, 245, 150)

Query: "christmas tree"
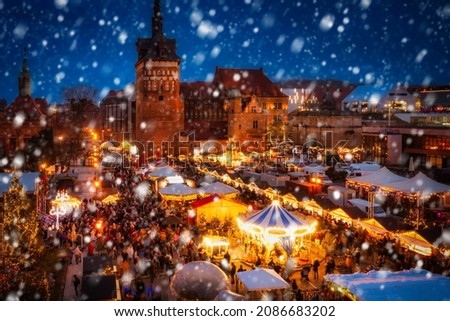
(1, 173, 47, 299)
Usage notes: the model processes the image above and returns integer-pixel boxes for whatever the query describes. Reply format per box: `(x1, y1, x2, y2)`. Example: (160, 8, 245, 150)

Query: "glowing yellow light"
(95, 220, 103, 230)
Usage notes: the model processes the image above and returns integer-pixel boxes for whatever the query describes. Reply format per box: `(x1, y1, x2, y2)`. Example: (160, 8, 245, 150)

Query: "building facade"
(0, 50, 49, 165)
(134, 0, 184, 160)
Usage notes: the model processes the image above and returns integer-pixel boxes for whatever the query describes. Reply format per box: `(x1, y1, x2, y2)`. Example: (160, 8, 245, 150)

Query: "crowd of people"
(42, 162, 450, 301)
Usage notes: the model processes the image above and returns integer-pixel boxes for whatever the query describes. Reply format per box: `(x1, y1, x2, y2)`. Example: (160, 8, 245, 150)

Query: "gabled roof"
(374, 216, 409, 232)
(180, 81, 218, 98)
(347, 167, 408, 186)
(5, 95, 47, 117)
(385, 172, 450, 194)
(213, 67, 286, 97)
(415, 227, 450, 246)
(198, 181, 239, 196)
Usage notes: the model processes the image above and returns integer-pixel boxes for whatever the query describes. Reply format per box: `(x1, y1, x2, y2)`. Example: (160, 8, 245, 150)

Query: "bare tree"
(54, 84, 99, 167)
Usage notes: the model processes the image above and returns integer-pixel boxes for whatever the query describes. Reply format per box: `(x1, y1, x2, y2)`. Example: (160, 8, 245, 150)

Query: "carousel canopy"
(238, 200, 316, 237)
(237, 268, 290, 291)
(324, 269, 450, 300)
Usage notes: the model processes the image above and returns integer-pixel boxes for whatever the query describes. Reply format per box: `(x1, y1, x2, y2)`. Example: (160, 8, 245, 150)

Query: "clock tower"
(135, 0, 184, 160)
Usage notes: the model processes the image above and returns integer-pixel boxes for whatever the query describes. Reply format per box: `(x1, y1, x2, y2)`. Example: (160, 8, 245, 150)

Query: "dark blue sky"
(1, 0, 449, 104)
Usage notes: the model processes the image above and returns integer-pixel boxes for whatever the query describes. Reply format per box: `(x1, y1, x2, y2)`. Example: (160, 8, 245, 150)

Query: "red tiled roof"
(213, 67, 286, 97)
(180, 81, 219, 98)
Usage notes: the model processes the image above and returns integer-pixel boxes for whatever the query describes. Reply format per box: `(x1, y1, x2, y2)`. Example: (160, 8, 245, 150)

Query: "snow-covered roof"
(237, 268, 290, 291)
(325, 269, 450, 301)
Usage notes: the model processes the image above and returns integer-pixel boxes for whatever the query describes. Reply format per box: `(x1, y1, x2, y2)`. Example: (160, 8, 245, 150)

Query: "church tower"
(135, 0, 184, 160)
(18, 48, 31, 97)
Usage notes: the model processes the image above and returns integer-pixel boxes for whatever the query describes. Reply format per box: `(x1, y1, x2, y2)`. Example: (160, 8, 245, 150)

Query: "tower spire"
(18, 47, 31, 97)
(152, 0, 164, 39)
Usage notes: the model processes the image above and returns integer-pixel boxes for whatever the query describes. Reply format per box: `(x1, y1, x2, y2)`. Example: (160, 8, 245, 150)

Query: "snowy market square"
(1, 0, 450, 303)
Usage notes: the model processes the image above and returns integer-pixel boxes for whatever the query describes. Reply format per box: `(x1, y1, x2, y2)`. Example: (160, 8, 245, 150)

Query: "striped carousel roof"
(242, 200, 309, 229)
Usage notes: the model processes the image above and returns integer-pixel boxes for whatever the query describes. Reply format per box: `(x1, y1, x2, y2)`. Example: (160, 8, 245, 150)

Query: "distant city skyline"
(1, 0, 449, 104)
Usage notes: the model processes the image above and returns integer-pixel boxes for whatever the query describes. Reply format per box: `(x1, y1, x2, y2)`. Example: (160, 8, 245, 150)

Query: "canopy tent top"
(238, 200, 316, 239)
(159, 183, 198, 201)
(237, 268, 290, 291)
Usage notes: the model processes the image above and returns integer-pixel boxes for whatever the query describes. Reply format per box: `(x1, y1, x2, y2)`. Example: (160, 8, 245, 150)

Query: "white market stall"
(158, 183, 198, 201)
(385, 172, 450, 195)
(237, 268, 290, 299)
(198, 181, 239, 199)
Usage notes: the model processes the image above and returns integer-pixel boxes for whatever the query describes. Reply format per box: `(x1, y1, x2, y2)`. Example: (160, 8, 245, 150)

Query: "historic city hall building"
(100, 0, 289, 161)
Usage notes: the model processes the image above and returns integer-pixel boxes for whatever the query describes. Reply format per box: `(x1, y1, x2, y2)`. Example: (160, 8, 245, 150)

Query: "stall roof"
(81, 274, 118, 301)
(83, 256, 114, 275)
(198, 181, 239, 196)
(237, 268, 290, 291)
(346, 167, 407, 186)
(385, 172, 450, 194)
(325, 269, 450, 301)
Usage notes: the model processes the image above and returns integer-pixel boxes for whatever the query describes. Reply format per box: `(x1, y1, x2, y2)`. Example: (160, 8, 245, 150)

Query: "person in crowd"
(73, 245, 82, 264)
(72, 274, 80, 297)
(229, 262, 237, 284)
(313, 259, 320, 279)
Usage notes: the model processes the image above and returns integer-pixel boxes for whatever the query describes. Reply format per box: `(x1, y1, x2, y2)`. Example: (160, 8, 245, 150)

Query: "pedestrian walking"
(72, 274, 81, 297)
(73, 245, 82, 264)
(230, 262, 236, 284)
(313, 259, 320, 279)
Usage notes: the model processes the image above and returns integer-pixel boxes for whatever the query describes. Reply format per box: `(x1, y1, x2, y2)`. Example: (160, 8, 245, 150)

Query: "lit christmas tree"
(1, 173, 48, 299)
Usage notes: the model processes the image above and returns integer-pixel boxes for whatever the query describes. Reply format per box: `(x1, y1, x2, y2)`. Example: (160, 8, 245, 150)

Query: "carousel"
(237, 200, 317, 268)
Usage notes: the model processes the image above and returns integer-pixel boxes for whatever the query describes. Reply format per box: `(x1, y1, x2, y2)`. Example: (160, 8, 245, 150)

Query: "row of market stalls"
(303, 197, 449, 257)
(346, 167, 450, 205)
(341, 166, 450, 256)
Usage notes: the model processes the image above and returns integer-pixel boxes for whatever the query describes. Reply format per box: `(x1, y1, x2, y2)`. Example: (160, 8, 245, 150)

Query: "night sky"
(1, 0, 449, 104)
